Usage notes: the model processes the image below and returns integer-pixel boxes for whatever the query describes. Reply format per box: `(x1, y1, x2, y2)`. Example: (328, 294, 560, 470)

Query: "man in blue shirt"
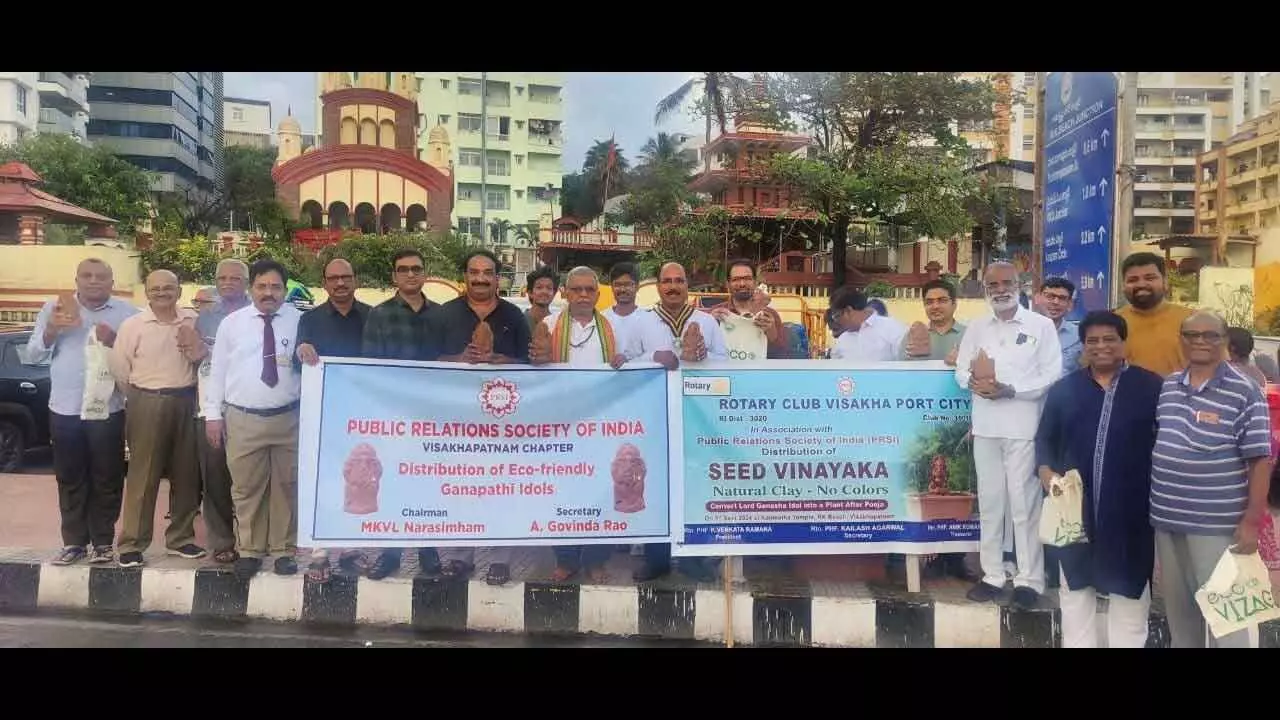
(26, 258, 138, 566)
(1037, 277, 1083, 375)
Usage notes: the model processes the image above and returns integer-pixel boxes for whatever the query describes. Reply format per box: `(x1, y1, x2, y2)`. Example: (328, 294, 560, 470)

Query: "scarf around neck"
(551, 311, 617, 363)
(653, 303, 695, 339)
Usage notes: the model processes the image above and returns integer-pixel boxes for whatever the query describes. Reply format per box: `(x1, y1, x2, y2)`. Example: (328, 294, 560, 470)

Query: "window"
(486, 190, 507, 210)
(457, 217, 482, 237)
(1023, 105, 1034, 119)
(457, 185, 479, 201)
(487, 159, 509, 176)
(15, 85, 27, 115)
(87, 119, 176, 140)
(1023, 72, 1035, 87)
(514, 154, 523, 166)
(437, 114, 450, 126)
(458, 150, 482, 166)
(440, 79, 451, 90)
(458, 114, 483, 133)
(231, 107, 244, 122)
(115, 154, 199, 184)
(458, 79, 482, 95)
(1022, 133, 1034, 151)
(89, 86, 171, 106)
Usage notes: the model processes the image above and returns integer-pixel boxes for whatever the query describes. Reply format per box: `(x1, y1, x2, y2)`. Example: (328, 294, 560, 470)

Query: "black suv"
(0, 330, 51, 472)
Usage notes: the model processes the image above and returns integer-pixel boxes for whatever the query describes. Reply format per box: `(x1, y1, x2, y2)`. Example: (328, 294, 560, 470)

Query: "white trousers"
(973, 437, 1044, 593)
(1058, 564, 1151, 648)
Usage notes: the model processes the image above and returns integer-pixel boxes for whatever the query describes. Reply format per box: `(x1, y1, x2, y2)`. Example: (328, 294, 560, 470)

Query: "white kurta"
(626, 308, 728, 362)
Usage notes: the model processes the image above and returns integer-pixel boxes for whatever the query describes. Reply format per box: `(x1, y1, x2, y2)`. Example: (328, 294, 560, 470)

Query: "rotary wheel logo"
(479, 378, 520, 418)
(837, 376, 856, 396)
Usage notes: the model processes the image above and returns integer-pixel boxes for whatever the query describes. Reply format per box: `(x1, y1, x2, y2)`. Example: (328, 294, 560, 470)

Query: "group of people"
(27, 248, 1280, 649)
(28, 250, 794, 587)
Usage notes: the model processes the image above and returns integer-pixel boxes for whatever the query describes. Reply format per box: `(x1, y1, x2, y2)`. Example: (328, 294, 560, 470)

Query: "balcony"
(1136, 180, 1195, 192)
(37, 72, 88, 114)
(528, 133, 563, 149)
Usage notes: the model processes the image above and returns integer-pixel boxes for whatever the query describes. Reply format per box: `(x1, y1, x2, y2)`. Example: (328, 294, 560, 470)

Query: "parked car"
(0, 330, 51, 472)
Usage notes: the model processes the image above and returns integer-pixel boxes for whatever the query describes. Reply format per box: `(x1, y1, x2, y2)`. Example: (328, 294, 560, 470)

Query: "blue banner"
(670, 361, 981, 556)
(298, 360, 671, 547)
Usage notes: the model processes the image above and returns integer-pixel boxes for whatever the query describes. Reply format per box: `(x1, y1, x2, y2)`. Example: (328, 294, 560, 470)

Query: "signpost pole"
(1032, 72, 1046, 290)
(1112, 71, 1138, 308)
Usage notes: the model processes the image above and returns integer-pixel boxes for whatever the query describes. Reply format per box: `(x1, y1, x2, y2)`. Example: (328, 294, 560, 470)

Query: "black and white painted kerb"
(3, 560, 1275, 646)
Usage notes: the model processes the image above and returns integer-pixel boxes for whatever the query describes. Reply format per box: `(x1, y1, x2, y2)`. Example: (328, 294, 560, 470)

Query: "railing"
(486, 133, 510, 143)
(486, 166, 510, 176)
(528, 134, 562, 147)
(545, 229, 656, 249)
(529, 96, 561, 104)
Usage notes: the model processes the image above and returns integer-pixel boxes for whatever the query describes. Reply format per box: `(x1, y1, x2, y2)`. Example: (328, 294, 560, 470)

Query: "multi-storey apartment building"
(412, 72, 563, 244)
(87, 72, 224, 195)
(1195, 99, 1280, 263)
(0, 72, 91, 146)
(958, 72, 1038, 164)
(1132, 72, 1260, 239)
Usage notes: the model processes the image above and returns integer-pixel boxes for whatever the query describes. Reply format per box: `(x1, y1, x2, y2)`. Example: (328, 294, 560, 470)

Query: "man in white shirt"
(530, 266, 623, 581)
(203, 260, 304, 581)
(603, 262, 648, 349)
(624, 262, 722, 583)
(954, 261, 1063, 609)
(626, 262, 728, 368)
(828, 287, 907, 362)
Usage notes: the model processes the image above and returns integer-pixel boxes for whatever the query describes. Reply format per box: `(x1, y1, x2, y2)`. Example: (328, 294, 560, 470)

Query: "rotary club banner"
(297, 359, 672, 547)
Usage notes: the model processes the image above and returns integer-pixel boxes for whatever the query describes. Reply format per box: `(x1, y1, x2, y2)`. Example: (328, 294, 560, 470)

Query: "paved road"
(0, 614, 708, 648)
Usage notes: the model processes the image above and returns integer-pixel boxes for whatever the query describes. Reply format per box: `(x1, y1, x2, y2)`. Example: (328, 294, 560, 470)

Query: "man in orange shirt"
(108, 270, 204, 568)
(1115, 252, 1193, 377)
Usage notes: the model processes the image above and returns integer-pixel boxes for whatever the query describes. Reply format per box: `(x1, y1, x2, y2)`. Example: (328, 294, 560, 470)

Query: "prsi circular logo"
(837, 376, 856, 396)
(479, 378, 521, 418)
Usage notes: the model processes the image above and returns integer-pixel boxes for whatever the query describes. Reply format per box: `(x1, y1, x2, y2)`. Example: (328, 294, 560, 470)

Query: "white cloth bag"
(1195, 546, 1280, 639)
(1038, 469, 1088, 546)
(721, 314, 768, 361)
(80, 331, 115, 421)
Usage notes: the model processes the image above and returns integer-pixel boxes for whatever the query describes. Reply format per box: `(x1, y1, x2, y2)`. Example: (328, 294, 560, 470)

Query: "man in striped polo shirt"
(1151, 310, 1274, 648)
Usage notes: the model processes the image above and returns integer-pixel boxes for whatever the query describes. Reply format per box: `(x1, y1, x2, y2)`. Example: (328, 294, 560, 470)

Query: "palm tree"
(638, 132, 695, 174)
(514, 223, 538, 247)
(654, 73, 750, 151)
(489, 218, 514, 245)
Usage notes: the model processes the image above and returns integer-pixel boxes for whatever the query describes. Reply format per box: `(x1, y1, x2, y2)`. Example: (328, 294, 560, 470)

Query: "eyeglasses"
(565, 285, 596, 295)
(1083, 335, 1121, 346)
(984, 280, 1016, 292)
(1180, 330, 1224, 343)
(395, 265, 425, 276)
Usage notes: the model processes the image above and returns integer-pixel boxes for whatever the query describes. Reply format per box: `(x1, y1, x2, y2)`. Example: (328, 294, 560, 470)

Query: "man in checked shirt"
(361, 248, 443, 581)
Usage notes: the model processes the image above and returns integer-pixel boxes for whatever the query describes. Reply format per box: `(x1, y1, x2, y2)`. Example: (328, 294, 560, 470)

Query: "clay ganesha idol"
(531, 320, 552, 359)
(612, 443, 646, 514)
(471, 320, 494, 356)
(343, 443, 383, 515)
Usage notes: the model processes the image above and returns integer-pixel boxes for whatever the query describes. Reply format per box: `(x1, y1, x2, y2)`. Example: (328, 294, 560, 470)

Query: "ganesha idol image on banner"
(612, 443, 646, 514)
(343, 443, 382, 515)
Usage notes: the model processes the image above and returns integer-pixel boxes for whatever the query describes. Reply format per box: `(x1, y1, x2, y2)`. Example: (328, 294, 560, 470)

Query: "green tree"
(637, 132, 695, 174)
(315, 232, 474, 288)
(0, 133, 152, 234)
(489, 218, 515, 245)
(654, 72, 750, 148)
(222, 145, 287, 236)
(137, 236, 221, 282)
(756, 72, 997, 286)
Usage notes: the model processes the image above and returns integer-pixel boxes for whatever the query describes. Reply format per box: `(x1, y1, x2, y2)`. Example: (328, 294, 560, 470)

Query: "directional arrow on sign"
(1101, 129, 1111, 147)
(1098, 226, 1107, 242)
(1098, 178, 1109, 197)
(1096, 271, 1105, 286)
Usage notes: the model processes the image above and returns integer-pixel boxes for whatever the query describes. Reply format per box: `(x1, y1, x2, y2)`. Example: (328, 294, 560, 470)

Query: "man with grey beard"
(954, 262, 1062, 610)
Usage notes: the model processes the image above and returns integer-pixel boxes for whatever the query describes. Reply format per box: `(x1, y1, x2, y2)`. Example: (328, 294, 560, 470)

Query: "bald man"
(27, 259, 138, 566)
(109, 270, 205, 568)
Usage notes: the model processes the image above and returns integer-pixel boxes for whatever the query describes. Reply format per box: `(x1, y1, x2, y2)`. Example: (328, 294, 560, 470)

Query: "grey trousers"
(1155, 530, 1253, 649)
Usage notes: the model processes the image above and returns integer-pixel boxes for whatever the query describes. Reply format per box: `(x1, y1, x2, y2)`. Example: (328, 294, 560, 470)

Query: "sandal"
(550, 566, 576, 582)
(485, 562, 510, 586)
(440, 559, 475, 579)
(307, 558, 332, 583)
(213, 550, 239, 564)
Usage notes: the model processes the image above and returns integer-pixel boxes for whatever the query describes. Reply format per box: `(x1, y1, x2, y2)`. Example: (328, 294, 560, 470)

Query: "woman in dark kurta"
(1034, 311, 1163, 648)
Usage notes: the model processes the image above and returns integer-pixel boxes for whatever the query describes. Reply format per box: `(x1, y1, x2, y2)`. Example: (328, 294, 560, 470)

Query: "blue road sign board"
(1042, 72, 1118, 320)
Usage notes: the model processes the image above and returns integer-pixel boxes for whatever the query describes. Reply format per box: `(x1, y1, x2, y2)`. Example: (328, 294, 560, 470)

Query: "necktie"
(261, 314, 278, 388)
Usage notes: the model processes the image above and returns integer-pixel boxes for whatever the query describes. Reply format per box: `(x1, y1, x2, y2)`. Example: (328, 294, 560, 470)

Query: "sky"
(224, 72, 703, 174)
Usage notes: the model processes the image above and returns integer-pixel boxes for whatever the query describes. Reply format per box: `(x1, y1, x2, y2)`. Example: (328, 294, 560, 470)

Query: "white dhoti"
(972, 436, 1044, 593)
(1058, 569, 1151, 648)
